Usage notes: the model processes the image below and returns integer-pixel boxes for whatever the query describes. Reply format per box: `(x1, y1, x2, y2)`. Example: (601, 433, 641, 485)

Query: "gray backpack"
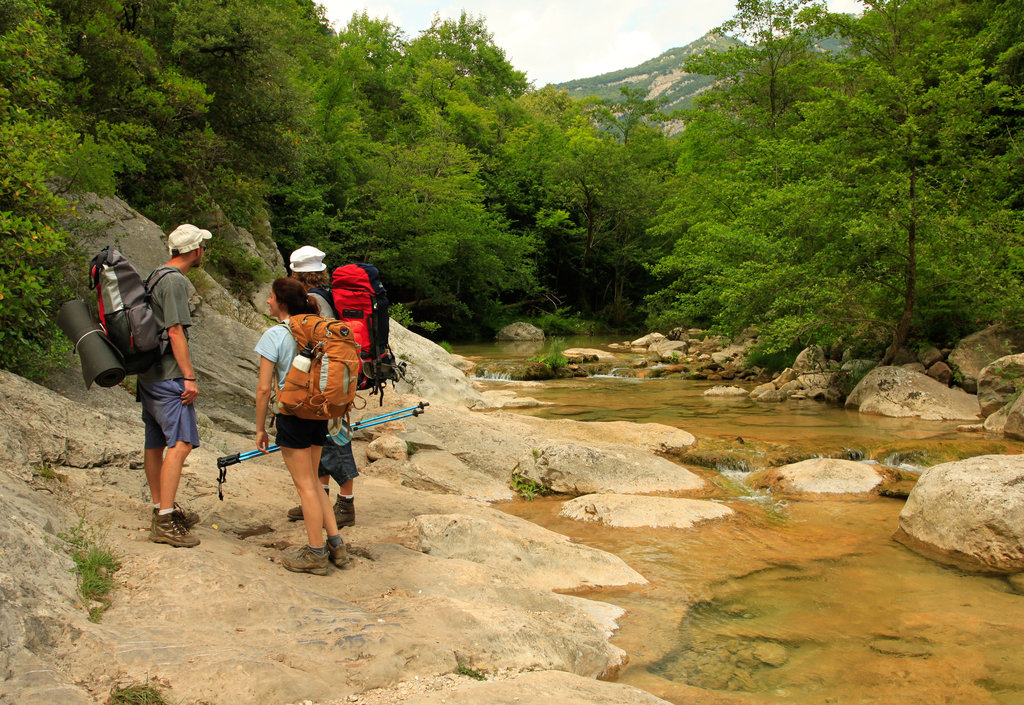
(89, 247, 175, 374)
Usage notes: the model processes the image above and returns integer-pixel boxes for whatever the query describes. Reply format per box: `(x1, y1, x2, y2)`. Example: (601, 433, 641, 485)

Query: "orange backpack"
(277, 314, 361, 420)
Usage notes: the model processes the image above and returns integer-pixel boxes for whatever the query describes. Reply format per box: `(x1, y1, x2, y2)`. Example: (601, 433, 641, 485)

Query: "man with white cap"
(286, 245, 361, 528)
(139, 223, 211, 548)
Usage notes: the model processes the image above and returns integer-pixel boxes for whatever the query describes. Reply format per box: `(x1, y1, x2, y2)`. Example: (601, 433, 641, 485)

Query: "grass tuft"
(106, 683, 171, 705)
(59, 518, 121, 622)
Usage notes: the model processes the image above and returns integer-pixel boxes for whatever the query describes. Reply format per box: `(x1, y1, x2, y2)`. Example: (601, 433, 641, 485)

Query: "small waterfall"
(471, 369, 512, 381)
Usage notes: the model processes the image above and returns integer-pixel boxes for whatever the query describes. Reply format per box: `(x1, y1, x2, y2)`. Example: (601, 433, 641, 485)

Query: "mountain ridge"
(554, 32, 739, 113)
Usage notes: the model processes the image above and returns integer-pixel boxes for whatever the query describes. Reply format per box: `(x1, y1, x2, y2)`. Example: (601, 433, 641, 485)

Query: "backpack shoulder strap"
(144, 266, 180, 295)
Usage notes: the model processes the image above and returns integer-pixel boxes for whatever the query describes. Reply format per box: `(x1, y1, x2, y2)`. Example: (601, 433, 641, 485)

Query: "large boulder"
(949, 324, 1024, 392)
(792, 345, 827, 372)
(514, 443, 704, 496)
(977, 353, 1024, 417)
(755, 458, 885, 494)
(845, 366, 982, 421)
(495, 322, 545, 341)
(895, 455, 1024, 573)
(1003, 393, 1024, 441)
(559, 494, 733, 529)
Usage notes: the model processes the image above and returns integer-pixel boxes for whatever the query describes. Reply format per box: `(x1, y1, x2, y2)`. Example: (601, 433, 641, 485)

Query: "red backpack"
(329, 263, 404, 402)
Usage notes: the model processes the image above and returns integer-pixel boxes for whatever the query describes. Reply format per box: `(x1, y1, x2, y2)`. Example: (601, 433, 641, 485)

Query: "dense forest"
(1, 0, 1022, 379)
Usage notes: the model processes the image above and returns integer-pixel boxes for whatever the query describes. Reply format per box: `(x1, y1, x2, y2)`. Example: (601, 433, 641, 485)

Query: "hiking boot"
(287, 486, 330, 521)
(328, 540, 350, 568)
(150, 512, 200, 548)
(281, 545, 329, 575)
(153, 503, 200, 529)
(334, 496, 355, 527)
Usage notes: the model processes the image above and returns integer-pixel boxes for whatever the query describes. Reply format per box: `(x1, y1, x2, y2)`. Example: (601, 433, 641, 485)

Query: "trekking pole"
(216, 401, 429, 499)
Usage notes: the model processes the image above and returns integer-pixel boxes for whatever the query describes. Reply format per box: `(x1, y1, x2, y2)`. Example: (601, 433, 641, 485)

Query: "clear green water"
(458, 339, 1024, 705)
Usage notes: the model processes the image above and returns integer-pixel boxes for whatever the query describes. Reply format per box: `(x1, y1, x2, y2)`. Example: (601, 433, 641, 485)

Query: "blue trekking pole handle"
(217, 402, 429, 469)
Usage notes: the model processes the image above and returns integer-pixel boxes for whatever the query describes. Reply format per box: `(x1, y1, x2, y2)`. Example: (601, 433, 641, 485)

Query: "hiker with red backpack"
(285, 246, 361, 527)
(254, 277, 359, 575)
(137, 224, 210, 549)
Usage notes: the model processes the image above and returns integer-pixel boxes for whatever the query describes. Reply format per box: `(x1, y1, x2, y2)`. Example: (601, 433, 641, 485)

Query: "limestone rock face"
(560, 494, 733, 529)
(391, 320, 488, 409)
(758, 458, 885, 494)
(949, 324, 1024, 390)
(514, 443, 704, 496)
(495, 322, 545, 341)
(411, 512, 647, 590)
(977, 353, 1024, 417)
(896, 455, 1024, 573)
(845, 366, 982, 421)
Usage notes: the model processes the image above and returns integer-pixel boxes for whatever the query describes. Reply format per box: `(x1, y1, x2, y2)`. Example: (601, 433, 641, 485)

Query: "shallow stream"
(456, 339, 1024, 705)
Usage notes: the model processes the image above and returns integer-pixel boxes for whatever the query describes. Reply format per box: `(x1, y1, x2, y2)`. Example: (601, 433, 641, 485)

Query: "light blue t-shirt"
(254, 321, 295, 390)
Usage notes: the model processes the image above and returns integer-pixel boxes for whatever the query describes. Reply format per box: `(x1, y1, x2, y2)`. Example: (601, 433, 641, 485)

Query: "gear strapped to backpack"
(89, 247, 176, 374)
(277, 314, 361, 420)
(319, 263, 406, 404)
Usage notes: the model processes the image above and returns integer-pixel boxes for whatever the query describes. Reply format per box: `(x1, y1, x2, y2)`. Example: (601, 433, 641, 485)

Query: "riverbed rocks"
(845, 366, 982, 420)
(704, 385, 749, 398)
(495, 321, 545, 340)
(514, 443, 704, 496)
(753, 458, 886, 495)
(895, 454, 1024, 573)
(560, 494, 733, 528)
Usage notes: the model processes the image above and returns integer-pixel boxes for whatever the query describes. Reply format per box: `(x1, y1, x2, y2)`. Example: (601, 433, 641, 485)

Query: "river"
(454, 339, 1024, 705)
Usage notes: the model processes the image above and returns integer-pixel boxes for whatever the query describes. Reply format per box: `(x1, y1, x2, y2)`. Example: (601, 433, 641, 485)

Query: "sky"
(316, 0, 866, 86)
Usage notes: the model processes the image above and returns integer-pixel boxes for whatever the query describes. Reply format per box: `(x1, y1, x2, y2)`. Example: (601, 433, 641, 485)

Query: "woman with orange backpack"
(254, 277, 349, 575)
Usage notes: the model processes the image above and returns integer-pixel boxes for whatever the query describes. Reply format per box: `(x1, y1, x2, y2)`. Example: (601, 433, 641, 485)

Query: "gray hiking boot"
(153, 503, 200, 529)
(328, 539, 350, 568)
(281, 545, 329, 575)
(150, 512, 200, 548)
(334, 496, 355, 527)
(286, 504, 303, 521)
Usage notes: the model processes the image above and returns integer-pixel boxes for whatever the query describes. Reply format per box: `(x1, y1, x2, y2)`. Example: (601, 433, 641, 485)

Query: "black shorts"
(275, 414, 328, 449)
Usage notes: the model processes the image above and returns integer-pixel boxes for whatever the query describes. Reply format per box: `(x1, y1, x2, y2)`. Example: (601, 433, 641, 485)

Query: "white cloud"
(317, 1, 867, 86)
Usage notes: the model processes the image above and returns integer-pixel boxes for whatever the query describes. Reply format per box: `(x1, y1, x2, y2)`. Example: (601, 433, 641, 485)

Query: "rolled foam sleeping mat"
(57, 300, 126, 389)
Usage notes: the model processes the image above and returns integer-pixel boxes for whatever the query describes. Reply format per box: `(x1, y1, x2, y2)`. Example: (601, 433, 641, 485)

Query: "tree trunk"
(880, 169, 918, 366)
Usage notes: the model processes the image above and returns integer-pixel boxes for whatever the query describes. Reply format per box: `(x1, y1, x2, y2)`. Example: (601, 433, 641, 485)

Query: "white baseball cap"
(168, 223, 212, 255)
(290, 245, 327, 272)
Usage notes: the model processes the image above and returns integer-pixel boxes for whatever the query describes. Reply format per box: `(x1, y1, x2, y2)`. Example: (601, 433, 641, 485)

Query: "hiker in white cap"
(140, 223, 211, 548)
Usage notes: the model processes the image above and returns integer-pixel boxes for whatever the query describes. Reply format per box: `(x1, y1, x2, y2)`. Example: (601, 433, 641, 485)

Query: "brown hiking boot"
(281, 545, 329, 575)
(153, 503, 200, 529)
(150, 512, 200, 548)
(286, 504, 303, 521)
(328, 540, 350, 568)
(334, 496, 355, 527)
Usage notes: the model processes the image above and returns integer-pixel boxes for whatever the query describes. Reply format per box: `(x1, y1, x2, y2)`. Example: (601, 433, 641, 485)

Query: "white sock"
(158, 508, 173, 516)
(340, 494, 354, 500)
(322, 484, 330, 493)
(154, 502, 160, 509)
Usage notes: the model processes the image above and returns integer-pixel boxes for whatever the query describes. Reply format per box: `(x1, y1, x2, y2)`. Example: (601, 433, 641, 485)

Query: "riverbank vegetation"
(1, 0, 1021, 378)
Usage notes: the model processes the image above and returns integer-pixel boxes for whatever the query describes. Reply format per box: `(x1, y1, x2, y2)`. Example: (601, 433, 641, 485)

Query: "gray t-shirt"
(138, 266, 192, 383)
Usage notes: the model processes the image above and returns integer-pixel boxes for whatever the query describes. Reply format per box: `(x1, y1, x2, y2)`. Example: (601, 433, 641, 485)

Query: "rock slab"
(560, 494, 733, 529)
